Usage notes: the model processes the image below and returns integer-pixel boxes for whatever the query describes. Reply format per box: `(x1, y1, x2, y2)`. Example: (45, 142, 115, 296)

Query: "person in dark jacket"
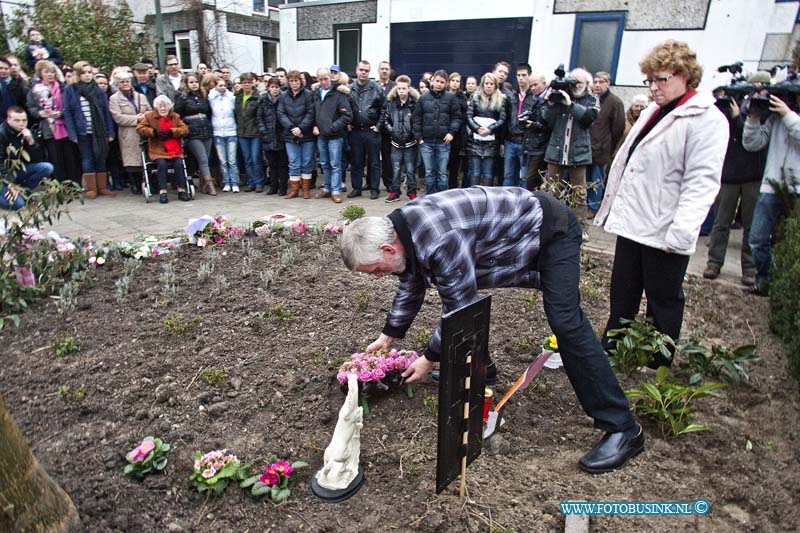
(0, 57, 26, 124)
(542, 68, 599, 220)
(63, 61, 116, 199)
(446, 72, 468, 189)
(379, 75, 419, 202)
(377, 60, 396, 192)
(587, 71, 625, 216)
(412, 70, 462, 195)
(521, 72, 551, 190)
(347, 60, 385, 200)
(278, 70, 316, 199)
(257, 77, 289, 195)
(340, 187, 644, 475)
(132, 63, 156, 107)
(0, 106, 54, 210)
(466, 73, 507, 187)
(24, 28, 63, 71)
(703, 89, 767, 286)
(312, 67, 352, 203)
(503, 63, 534, 187)
(174, 73, 216, 196)
(235, 73, 263, 192)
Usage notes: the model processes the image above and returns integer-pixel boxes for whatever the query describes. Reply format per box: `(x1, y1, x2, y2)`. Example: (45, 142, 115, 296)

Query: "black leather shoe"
(159, 193, 168, 204)
(578, 425, 645, 474)
(130, 183, 141, 194)
(370, 190, 380, 200)
(347, 190, 362, 198)
(178, 191, 190, 202)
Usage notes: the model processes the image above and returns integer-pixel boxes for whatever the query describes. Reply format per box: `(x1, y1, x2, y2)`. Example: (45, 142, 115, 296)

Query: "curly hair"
(639, 39, 703, 89)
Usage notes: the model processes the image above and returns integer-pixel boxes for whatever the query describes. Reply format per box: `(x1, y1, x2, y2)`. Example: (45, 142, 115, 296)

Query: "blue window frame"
(254, 0, 265, 12)
(570, 12, 625, 83)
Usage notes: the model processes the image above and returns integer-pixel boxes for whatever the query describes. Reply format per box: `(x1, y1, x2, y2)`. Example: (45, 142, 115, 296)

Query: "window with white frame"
(176, 34, 192, 71)
(262, 40, 278, 72)
(335, 25, 361, 77)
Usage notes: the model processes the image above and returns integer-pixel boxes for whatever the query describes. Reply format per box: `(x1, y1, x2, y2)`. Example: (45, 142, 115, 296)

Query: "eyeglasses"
(643, 74, 674, 87)
(167, 62, 179, 67)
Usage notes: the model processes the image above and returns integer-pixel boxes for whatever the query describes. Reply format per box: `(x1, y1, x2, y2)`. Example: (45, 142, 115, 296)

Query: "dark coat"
(379, 86, 420, 146)
(0, 121, 47, 174)
(589, 89, 625, 165)
(277, 88, 315, 143)
(521, 92, 551, 157)
(257, 92, 284, 151)
(412, 89, 462, 143)
(504, 87, 532, 144)
(133, 79, 157, 107)
(25, 41, 63, 70)
(62, 83, 115, 141)
(173, 90, 212, 140)
(234, 90, 260, 138)
(0, 77, 27, 123)
(466, 94, 507, 158)
(721, 111, 766, 185)
(313, 85, 352, 139)
(542, 91, 598, 166)
(348, 79, 384, 127)
(136, 111, 189, 160)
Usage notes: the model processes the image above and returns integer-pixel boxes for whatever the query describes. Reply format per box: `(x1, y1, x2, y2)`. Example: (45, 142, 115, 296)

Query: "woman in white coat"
(595, 40, 728, 368)
(208, 78, 239, 192)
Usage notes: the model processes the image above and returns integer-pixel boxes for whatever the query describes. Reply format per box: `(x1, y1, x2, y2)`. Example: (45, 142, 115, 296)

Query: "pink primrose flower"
(273, 461, 293, 476)
(259, 471, 278, 486)
(202, 468, 216, 479)
(140, 440, 155, 454)
(214, 235, 223, 244)
(255, 225, 272, 237)
(324, 223, 341, 234)
(290, 221, 307, 235)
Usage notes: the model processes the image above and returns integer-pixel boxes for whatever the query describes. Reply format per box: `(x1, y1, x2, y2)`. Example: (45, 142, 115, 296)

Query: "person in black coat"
(465, 73, 507, 187)
(257, 77, 289, 195)
(379, 75, 419, 202)
(174, 73, 216, 195)
(347, 60, 385, 199)
(312, 67, 352, 203)
(0, 57, 26, 124)
(24, 28, 63, 71)
(277, 70, 315, 198)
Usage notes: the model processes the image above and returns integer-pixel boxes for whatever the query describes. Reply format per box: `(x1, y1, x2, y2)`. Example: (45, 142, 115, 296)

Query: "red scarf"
(159, 116, 182, 157)
(641, 89, 697, 132)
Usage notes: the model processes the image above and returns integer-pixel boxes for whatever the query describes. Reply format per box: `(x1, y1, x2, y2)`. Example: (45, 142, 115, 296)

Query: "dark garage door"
(390, 17, 533, 85)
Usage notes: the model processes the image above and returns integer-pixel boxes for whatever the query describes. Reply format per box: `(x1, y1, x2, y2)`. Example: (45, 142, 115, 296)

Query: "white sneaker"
(232, 186, 240, 193)
(222, 185, 232, 192)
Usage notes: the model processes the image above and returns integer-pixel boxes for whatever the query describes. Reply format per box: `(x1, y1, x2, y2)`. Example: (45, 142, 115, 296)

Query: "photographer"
(742, 80, 800, 295)
(542, 68, 598, 220)
(703, 72, 768, 287)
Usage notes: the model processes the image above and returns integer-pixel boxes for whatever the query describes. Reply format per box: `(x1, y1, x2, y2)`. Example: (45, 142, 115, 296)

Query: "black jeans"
(265, 148, 289, 193)
(539, 215, 635, 433)
(349, 128, 381, 193)
(602, 236, 691, 366)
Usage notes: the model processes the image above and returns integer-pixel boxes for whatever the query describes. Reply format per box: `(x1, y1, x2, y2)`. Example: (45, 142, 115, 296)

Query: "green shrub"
(201, 366, 227, 386)
(625, 366, 725, 438)
(341, 205, 366, 222)
(163, 312, 201, 335)
(680, 342, 759, 385)
(770, 216, 800, 385)
(607, 317, 675, 375)
(54, 336, 81, 357)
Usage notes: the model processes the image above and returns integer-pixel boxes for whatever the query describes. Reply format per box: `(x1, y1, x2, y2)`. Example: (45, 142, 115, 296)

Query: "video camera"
(548, 64, 578, 104)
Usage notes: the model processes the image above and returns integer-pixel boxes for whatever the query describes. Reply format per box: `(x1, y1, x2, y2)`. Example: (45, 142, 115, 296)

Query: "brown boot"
(301, 174, 312, 199)
(285, 178, 301, 199)
(201, 176, 217, 196)
(83, 173, 98, 199)
(96, 172, 116, 197)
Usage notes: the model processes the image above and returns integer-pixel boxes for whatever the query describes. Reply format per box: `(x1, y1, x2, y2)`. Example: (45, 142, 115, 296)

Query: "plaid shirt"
(384, 186, 567, 361)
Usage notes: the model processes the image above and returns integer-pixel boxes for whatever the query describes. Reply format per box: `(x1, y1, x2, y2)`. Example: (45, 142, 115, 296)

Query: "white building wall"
(225, 31, 265, 75)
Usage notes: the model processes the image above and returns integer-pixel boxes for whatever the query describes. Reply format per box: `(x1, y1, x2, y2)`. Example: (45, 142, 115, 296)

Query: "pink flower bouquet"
(240, 454, 308, 502)
(336, 350, 419, 412)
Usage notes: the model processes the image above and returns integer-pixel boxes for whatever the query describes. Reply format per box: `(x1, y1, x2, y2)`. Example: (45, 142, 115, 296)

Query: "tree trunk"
(0, 395, 80, 532)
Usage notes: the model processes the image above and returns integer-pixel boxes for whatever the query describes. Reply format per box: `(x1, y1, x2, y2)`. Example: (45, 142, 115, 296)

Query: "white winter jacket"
(208, 90, 237, 137)
(594, 90, 728, 255)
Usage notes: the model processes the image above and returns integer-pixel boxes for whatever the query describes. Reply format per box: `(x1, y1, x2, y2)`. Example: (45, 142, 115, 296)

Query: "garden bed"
(1, 229, 798, 532)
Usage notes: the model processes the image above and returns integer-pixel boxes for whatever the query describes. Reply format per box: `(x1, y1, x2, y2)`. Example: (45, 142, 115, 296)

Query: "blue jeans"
(349, 128, 381, 193)
(390, 145, 418, 195)
(155, 158, 186, 190)
(285, 141, 315, 176)
(749, 192, 786, 286)
(503, 141, 525, 187)
(213, 136, 239, 187)
(540, 214, 636, 433)
(419, 141, 450, 195)
(0, 162, 54, 210)
(317, 137, 344, 193)
(468, 156, 495, 186)
(587, 164, 605, 212)
(77, 135, 108, 173)
(238, 137, 263, 187)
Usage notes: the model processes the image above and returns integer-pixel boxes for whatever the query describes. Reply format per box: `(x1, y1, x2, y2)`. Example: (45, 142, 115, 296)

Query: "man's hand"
(401, 356, 434, 384)
(371, 125, 379, 133)
(291, 127, 302, 138)
(558, 90, 572, 107)
(3, 183, 20, 203)
(443, 133, 454, 145)
(769, 95, 791, 117)
(477, 127, 491, 137)
(21, 128, 34, 145)
(366, 333, 394, 353)
(499, 144, 504, 157)
(730, 98, 741, 119)
(313, 126, 320, 136)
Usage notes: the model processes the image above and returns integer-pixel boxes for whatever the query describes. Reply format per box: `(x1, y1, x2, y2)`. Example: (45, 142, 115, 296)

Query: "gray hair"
(632, 94, 649, 105)
(153, 95, 174, 109)
(340, 217, 397, 270)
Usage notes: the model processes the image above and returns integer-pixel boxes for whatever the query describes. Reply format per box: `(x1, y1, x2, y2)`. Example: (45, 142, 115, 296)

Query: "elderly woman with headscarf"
(596, 40, 728, 368)
(62, 60, 116, 198)
(109, 70, 151, 193)
(136, 95, 189, 204)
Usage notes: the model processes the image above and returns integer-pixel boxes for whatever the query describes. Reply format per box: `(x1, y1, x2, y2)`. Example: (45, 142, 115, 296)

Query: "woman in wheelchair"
(136, 95, 190, 203)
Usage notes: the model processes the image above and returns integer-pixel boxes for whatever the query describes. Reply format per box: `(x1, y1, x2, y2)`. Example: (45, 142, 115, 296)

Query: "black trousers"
(265, 148, 289, 194)
(602, 236, 691, 366)
(381, 131, 392, 190)
(525, 152, 547, 190)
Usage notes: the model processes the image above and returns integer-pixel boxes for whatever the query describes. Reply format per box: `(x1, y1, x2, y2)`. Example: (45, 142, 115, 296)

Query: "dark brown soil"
(2, 231, 798, 532)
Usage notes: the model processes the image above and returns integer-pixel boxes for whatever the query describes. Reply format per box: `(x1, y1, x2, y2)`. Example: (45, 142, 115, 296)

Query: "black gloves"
(156, 129, 171, 140)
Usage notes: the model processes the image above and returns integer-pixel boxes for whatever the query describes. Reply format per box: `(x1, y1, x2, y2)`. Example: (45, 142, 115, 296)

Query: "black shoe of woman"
(178, 191, 190, 202)
(159, 193, 168, 204)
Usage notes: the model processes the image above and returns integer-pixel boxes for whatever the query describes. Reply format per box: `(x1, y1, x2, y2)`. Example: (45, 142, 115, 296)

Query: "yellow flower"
(548, 335, 558, 350)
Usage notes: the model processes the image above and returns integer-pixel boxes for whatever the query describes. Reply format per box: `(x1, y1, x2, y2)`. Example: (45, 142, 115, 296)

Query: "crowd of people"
(1, 32, 795, 298)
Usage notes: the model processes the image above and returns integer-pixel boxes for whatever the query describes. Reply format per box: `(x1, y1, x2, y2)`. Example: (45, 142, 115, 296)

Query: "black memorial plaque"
(435, 295, 491, 494)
